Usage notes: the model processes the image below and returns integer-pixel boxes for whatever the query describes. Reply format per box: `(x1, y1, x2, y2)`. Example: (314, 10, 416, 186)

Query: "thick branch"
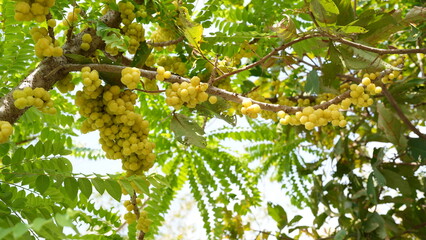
(53, 63, 354, 114)
(0, 10, 120, 125)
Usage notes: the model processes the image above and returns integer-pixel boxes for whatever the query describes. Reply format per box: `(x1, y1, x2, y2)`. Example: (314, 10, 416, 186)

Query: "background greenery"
(0, 0, 425, 239)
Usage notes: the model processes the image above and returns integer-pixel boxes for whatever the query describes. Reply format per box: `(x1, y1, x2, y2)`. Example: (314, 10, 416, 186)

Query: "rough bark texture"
(0, 10, 120, 125)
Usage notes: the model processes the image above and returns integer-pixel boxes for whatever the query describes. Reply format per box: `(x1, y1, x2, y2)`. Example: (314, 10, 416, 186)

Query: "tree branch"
(0, 10, 121, 125)
(381, 85, 426, 139)
(330, 35, 426, 54)
(212, 33, 322, 83)
(52, 63, 355, 114)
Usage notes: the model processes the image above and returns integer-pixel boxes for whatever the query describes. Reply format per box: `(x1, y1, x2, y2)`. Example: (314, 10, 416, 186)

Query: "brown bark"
(0, 10, 120, 125)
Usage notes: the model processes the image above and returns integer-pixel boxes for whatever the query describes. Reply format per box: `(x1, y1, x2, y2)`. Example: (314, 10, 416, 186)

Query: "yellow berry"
(361, 77, 371, 86)
(47, 19, 56, 28)
(82, 33, 92, 43)
(208, 96, 217, 104)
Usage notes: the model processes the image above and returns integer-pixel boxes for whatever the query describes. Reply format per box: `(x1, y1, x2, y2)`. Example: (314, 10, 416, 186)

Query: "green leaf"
(288, 215, 303, 226)
(0, 143, 10, 157)
(338, 26, 368, 34)
(64, 177, 79, 200)
(407, 137, 426, 161)
(0, 228, 13, 239)
(131, 177, 150, 195)
(367, 173, 377, 204)
(195, 99, 237, 126)
(305, 70, 320, 94)
(131, 41, 152, 68)
(373, 167, 386, 187)
(2, 155, 11, 165)
(11, 147, 25, 164)
(119, 179, 135, 196)
(170, 113, 206, 148)
(335, 0, 355, 25)
(267, 202, 287, 229)
(364, 213, 387, 238)
(381, 169, 411, 196)
(12, 198, 27, 209)
(31, 218, 52, 232)
(55, 213, 74, 227)
(35, 175, 50, 194)
(334, 229, 347, 240)
(310, 0, 339, 24)
(91, 178, 105, 194)
(241, 80, 256, 94)
(12, 222, 28, 239)
(105, 179, 122, 201)
(78, 178, 92, 198)
(314, 212, 328, 228)
(376, 102, 407, 149)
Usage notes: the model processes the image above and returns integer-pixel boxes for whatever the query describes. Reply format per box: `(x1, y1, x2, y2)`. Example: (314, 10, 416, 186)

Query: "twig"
(212, 33, 322, 83)
(381, 85, 426, 139)
(330, 35, 426, 54)
(46, 13, 55, 44)
(131, 192, 145, 240)
(146, 36, 184, 47)
(15, 136, 38, 145)
(208, 55, 219, 85)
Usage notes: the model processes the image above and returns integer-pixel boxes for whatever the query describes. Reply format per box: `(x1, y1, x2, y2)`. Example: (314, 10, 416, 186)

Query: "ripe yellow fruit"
(47, 19, 56, 28)
(242, 99, 252, 108)
(361, 77, 371, 86)
(82, 33, 92, 43)
(0, 121, 13, 143)
(81, 43, 90, 51)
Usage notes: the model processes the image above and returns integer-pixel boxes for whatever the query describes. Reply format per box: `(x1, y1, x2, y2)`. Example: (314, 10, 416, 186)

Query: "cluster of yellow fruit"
(142, 78, 159, 91)
(30, 27, 63, 58)
(381, 63, 403, 84)
(233, 40, 257, 65)
(56, 74, 75, 93)
(14, 0, 55, 22)
(165, 76, 210, 109)
(156, 55, 187, 76)
(75, 67, 156, 175)
(0, 121, 13, 144)
(155, 66, 172, 81)
(240, 99, 261, 118)
(278, 105, 346, 130)
(123, 23, 145, 54)
(122, 198, 153, 233)
(137, 210, 152, 233)
(121, 67, 141, 90)
(80, 33, 92, 51)
(150, 26, 178, 51)
(105, 44, 119, 56)
(136, 5, 148, 18)
(118, 1, 136, 26)
(81, 67, 102, 98)
(13, 87, 56, 114)
(123, 198, 139, 224)
(63, 8, 80, 27)
(276, 75, 384, 130)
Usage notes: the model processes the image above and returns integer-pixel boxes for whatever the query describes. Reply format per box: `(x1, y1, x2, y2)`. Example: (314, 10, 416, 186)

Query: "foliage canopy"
(0, 0, 426, 239)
